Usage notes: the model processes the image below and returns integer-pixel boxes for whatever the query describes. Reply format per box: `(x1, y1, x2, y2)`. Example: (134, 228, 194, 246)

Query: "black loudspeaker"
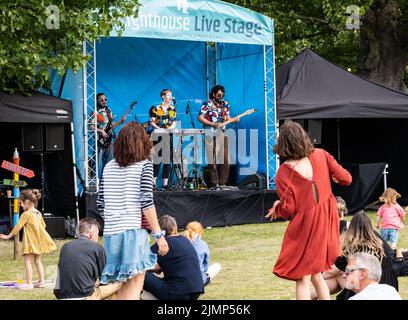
(45, 124, 65, 151)
(308, 119, 322, 145)
(238, 173, 267, 190)
(44, 216, 65, 239)
(22, 124, 43, 152)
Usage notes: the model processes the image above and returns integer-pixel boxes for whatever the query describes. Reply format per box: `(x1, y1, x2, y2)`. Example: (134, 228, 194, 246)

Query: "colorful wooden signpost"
(1, 149, 35, 260)
(3, 179, 27, 188)
(1, 160, 35, 178)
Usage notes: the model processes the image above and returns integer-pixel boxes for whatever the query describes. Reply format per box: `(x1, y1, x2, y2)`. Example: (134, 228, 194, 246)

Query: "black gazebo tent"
(0, 92, 78, 234)
(277, 48, 408, 119)
(277, 49, 408, 212)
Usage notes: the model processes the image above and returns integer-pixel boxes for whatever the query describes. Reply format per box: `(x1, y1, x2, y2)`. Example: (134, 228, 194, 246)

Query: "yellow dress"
(11, 210, 57, 255)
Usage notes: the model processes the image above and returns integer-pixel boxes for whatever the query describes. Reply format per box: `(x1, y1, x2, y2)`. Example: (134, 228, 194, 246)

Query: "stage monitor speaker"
(45, 124, 65, 151)
(44, 216, 65, 239)
(308, 119, 322, 145)
(238, 172, 266, 190)
(22, 124, 43, 152)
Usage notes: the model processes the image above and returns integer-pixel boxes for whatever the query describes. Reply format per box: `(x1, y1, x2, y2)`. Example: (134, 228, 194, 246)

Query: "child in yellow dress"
(0, 189, 57, 289)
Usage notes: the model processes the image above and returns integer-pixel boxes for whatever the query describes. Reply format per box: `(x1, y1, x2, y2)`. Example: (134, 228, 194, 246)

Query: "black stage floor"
(85, 189, 278, 230)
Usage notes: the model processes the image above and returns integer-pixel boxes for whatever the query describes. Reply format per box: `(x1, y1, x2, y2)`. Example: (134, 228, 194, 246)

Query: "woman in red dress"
(266, 121, 352, 300)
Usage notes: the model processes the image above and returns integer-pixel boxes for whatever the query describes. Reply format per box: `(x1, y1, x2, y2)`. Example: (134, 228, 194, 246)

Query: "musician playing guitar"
(198, 85, 239, 189)
(89, 93, 126, 177)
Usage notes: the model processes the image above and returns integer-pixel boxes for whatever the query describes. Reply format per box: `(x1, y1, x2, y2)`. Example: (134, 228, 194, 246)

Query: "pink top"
(377, 203, 405, 230)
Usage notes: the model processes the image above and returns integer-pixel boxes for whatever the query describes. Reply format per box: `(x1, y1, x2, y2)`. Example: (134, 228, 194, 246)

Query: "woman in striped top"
(97, 122, 169, 300)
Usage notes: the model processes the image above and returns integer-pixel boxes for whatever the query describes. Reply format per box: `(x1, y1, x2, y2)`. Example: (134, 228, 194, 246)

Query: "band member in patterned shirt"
(150, 89, 177, 189)
(198, 85, 239, 188)
(89, 93, 125, 177)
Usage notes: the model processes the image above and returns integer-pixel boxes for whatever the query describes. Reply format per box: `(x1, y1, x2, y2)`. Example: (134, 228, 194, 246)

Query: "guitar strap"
(98, 106, 113, 131)
(105, 106, 116, 138)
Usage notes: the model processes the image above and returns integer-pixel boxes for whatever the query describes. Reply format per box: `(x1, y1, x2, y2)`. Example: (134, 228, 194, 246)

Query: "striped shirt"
(96, 159, 155, 235)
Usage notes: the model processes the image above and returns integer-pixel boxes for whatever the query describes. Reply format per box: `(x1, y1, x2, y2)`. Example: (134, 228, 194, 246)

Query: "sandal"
(34, 281, 45, 288)
(18, 282, 34, 290)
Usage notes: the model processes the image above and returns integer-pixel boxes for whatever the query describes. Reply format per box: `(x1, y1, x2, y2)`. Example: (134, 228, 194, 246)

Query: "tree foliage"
(228, 0, 408, 90)
(0, 0, 139, 94)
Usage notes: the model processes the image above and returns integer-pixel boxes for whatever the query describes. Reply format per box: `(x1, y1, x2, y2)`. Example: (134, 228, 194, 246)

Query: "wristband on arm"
(152, 230, 166, 241)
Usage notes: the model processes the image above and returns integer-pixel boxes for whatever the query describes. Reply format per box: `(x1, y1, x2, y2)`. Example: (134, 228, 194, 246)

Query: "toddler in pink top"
(375, 188, 405, 250)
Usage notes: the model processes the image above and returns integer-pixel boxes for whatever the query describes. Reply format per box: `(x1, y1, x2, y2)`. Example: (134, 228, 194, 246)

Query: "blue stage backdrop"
(58, 0, 275, 192)
(96, 37, 206, 129)
(217, 43, 266, 180)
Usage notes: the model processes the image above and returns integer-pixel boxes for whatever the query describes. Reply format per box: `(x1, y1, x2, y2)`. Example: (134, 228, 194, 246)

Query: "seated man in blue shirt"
(143, 215, 204, 300)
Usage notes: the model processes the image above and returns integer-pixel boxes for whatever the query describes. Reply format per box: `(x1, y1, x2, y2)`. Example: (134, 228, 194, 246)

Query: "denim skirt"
(100, 228, 157, 284)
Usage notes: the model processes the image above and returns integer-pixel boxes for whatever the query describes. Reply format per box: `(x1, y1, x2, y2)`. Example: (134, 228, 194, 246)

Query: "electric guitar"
(98, 100, 137, 148)
(203, 108, 257, 135)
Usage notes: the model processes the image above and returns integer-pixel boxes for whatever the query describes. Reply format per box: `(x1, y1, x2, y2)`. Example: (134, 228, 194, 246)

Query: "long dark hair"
(341, 211, 385, 259)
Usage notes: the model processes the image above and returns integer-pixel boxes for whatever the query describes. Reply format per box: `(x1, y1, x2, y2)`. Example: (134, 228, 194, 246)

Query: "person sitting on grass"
(344, 252, 401, 300)
(0, 189, 56, 289)
(313, 211, 398, 300)
(184, 221, 221, 286)
(336, 196, 349, 234)
(142, 215, 204, 300)
(54, 218, 122, 300)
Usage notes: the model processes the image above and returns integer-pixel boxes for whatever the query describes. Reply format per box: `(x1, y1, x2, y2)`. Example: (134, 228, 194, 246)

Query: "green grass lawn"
(0, 211, 407, 300)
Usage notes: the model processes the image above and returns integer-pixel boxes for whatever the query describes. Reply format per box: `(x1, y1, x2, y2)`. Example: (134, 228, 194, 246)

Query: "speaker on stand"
(308, 119, 322, 145)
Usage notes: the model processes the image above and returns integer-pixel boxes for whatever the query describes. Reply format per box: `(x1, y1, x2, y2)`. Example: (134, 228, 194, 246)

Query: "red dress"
(273, 148, 352, 281)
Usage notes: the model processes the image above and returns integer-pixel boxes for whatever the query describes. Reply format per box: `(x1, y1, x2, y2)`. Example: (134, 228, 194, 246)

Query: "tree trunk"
(358, 0, 408, 91)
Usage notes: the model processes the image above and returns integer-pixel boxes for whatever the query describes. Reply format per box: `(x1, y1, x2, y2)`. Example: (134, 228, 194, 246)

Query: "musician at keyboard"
(89, 93, 125, 177)
(149, 89, 177, 190)
(198, 85, 239, 189)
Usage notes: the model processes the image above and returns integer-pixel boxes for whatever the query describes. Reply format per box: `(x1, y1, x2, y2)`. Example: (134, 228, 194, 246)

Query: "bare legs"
(23, 254, 45, 286)
(296, 273, 330, 300)
(116, 272, 145, 300)
(34, 254, 45, 284)
(23, 254, 33, 285)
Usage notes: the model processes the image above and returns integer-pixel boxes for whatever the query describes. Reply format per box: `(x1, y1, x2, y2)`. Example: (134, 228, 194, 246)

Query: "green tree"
(0, 0, 139, 94)
(228, 0, 408, 91)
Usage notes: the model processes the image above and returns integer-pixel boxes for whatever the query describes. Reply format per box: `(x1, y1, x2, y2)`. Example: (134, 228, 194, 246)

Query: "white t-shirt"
(349, 283, 401, 300)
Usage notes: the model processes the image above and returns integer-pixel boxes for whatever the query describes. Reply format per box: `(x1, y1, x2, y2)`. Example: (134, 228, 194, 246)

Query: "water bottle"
(13, 148, 19, 159)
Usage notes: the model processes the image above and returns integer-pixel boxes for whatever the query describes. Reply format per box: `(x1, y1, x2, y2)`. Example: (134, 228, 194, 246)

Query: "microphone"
(172, 98, 176, 105)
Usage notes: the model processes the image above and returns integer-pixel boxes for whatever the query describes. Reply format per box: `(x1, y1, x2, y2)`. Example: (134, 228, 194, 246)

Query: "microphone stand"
(185, 100, 207, 190)
(186, 100, 195, 129)
(168, 100, 184, 191)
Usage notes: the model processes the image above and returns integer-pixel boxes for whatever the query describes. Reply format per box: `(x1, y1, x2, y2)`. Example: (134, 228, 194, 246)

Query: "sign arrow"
(3, 179, 28, 187)
(1, 160, 35, 178)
